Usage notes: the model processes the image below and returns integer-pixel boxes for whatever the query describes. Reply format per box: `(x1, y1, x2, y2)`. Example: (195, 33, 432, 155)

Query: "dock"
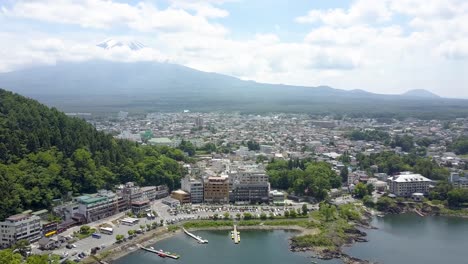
(183, 228, 208, 244)
(232, 225, 240, 244)
(138, 244, 180, 259)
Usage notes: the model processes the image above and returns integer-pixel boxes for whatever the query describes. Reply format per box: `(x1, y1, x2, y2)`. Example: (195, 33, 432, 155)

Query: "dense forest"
(266, 158, 341, 201)
(0, 89, 186, 220)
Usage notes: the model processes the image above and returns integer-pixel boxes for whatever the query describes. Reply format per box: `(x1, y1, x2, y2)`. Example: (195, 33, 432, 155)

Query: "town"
(1, 111, 467, 263)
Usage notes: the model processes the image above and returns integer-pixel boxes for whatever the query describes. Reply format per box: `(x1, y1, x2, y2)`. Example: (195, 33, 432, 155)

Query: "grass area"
(76, 228, 96, 240)
(291, 203, 364, 250)
(167, 225, 180, 232)
(183, 220, 234, 229)
(440, 207, 468, 216)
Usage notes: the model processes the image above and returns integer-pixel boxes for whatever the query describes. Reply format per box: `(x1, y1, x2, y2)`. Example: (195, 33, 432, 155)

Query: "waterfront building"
(181, 176, 204, 203)
(131, 200, 150, 215)
(449, 172, 468, 189)
(162, 197, 181, 208)
(0, 213, 42, 248)
(204, 176, 229, 203)
(228, 165, 270, 204)
(269, 190, 285, 204)
(387, 172, 432, 197)
(76, 190, 120, 223)
(171, 190, 191, 204)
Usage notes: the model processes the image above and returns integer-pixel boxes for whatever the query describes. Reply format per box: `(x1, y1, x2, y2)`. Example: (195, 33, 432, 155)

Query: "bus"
(100, 227, 113, 235)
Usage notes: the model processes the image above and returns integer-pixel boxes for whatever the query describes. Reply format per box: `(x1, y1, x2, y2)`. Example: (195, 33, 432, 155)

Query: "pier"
(183, 228, 208, 243)
(232, 225, 240, 244)
(138, 244, 180, 259)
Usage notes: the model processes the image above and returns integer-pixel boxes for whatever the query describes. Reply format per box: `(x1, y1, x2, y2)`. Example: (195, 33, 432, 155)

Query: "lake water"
(113, 214, 468, 264)
(112, 229, 341, 264)
(344, 214, 468, 264)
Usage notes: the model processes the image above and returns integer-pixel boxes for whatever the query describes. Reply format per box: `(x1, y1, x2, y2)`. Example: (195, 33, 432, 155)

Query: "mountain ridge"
(0, 60, 467, 118)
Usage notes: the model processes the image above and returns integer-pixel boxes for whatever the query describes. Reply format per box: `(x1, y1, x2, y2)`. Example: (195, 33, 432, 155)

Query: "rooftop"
(390, 173, 431, 183)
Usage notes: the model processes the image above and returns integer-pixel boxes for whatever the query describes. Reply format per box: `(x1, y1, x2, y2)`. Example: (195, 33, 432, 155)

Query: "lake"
(344, 213, 468, 263)
(112, 229, 340, 264)
(113, 214, 468, 264)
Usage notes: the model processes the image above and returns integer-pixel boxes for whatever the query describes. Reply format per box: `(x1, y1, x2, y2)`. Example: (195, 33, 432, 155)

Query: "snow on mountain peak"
(97, 39, 146, 51)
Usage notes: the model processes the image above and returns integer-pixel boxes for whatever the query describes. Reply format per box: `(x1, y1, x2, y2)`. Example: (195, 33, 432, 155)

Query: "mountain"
(96, 39, 146, 50)
(0, 60, 467, 118)
(402, 89, 441, 99)
(0, 89, 185, 220)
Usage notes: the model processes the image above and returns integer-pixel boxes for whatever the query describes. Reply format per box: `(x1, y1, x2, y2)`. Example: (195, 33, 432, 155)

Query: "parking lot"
(32, 199, 313, 262)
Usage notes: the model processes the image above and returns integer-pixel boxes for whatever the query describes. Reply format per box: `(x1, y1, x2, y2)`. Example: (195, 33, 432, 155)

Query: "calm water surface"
(113, 229, 341, 264)
(114, 214, 468, 264)
(345, 214, 468, 264)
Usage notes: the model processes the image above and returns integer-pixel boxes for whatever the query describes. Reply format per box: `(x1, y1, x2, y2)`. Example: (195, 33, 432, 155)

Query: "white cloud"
(0, 0, 468, 97)
(1, 0, 229, 36)
(296, 0, 392, 26)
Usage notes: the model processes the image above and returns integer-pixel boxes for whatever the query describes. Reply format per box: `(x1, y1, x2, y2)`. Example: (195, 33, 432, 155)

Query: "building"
(195, 116, 204, 128)
(387, 172, 432, 197)
(171, 190, 191, 204)
(449, 172, 468, 189)
(131, 200, 150, 215)
(204, 176, 229, 203)
(148, 137, 177, 147)
(154, 185, 170, 199)
(0, 213, 42, 248)
(181, 176, 204, 203)
(162, 197, 181, 208)
(122, 182, 166, 203)
(269, 190, 285, 204)
(228, 166, 270, 204)
(76, 190, 120, 223)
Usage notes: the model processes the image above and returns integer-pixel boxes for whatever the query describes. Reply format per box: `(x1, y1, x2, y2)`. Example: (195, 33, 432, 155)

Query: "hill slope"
(0, 89, 185, 220)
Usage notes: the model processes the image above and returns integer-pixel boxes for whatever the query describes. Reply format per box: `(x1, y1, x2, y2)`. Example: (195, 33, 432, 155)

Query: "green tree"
(243, 212, 253, 220)
(340, 167, 349, 183)
(301, 204, 308, 215)
(115, 234, 124, 242)
(80, 225, 91, 234)
(289, 209, 297, 218)
(353, 183, 368, 198)
(319, 203, 336, 221)
(247, 140, 260, 151)
(0, 249, 22, 264)
(223, 212, 230, 220)
(26, 254, 60, 264)
(13, 239, 30, 257)
(260, 213, 267, 220)
(284, 210, 290, 218)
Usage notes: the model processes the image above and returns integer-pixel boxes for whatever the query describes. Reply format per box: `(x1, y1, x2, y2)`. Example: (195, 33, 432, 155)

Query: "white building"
(181, 176, 204, 203)
(387, 172, 432, 197)
(0, 213, 42, 248)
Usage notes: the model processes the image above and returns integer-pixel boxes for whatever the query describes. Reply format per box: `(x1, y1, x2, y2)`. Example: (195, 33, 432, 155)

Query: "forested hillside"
(0, 89, 185, 220)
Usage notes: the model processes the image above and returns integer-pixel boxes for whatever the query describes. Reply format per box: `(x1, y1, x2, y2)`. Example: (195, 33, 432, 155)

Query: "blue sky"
(0, 0, 467, 97)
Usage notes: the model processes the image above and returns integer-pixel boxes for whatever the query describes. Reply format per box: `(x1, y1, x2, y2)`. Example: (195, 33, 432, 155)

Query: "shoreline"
(97, 209, 468, 264)
(95, 224, 317, 263)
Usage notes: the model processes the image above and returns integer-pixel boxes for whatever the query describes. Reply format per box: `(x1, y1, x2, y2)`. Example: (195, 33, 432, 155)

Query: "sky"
(0, 0, 467, 98)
